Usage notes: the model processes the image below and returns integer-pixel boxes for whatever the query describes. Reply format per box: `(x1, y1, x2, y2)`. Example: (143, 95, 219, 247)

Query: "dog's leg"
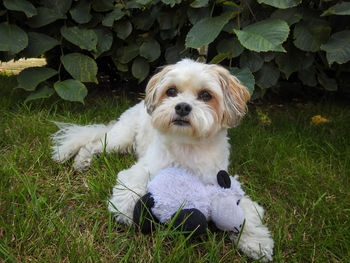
(108, 162, 151, 225)
(72, 121, 137, 171)
(72, 102, 145, 172)
(230, 196, 274, 262)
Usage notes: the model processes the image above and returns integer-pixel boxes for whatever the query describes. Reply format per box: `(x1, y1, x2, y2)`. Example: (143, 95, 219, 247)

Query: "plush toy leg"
(133, 193, 159, 234)
(171, 209, 207, 237)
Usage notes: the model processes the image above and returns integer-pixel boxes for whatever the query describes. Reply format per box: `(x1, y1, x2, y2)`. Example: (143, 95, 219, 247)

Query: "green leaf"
(160, 29, 178, 40)
(70, 0, 92, 24)
(210, 53, 230, 64)
(257, 0, 300, 9)
(132, 6, 160, 31)
(54, 79, 87, 103)
(93, 28, 113, 58)
(262, 52, 275, 62)
(0, 22, 28, 54)
(223, 20, 237, 34)
(317, 72, 337, 91)
(275, 45, 305, 79)
(186, 12, 232, 48)
(270, 7, 302, 26)
(3, 0, 37, 17)
(256, 63, 280, 89)
(114, 44, 139, 64)
(140, 38, 161, 62)
(161, 0, 182, 6)
(191, 0, 209, 8)
(216, 38, 234, 53)
(293, 19, 331, 52)
(239, 51, 264, 73)
(24, 84, 55, 103)
(157, 11, 177, 30)
(298, 67, 317, 87)
(234, 19, 289, 52)
(216, 37, 244, 58)
(136, 0, 153, 4)
(321, 30, 350, 65)
(102, 7, 124, 27)
(115, 62, 128, 72)
(187, 7, 210, 25)
(230, 67, 255, 95)
(61, 53, 98, 83)
(86, 13, 103, 28)
(113, 20, 132, 40)
(300, 53, 315, 69)
(92, 0, 114, 12)
(60, 26, 98, 51)
(42, 0, 72, 15)
(132, 58, 150, 82)
(165, 44, 183, 64)
(17, 67, 58, 91)
(321, 2, 350, 16)
(124, 1, 142, 9)
(23, 32, 59, 58)
(27, 7, 66, 28)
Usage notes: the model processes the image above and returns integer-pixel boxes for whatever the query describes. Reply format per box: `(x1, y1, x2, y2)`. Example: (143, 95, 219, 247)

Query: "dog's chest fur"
(128, 102, 230, 185)
(164, 135, 230, 183)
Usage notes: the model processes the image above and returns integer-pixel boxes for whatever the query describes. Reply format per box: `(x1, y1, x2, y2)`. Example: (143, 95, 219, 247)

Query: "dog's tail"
(51, 121, 115, 163)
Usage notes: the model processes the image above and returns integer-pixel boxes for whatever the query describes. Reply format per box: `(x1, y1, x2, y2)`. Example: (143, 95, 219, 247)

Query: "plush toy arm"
(133, 193, 159, 234)
(217, 170, 231, 188)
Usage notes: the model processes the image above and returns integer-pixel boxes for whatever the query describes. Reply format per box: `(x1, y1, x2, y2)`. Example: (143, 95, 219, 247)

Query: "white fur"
(51, 59, 274, 261)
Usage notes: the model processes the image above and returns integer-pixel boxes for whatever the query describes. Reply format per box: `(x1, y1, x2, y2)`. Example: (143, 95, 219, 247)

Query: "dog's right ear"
(209, 64, 250, 127)
(145, 65, 173, 115)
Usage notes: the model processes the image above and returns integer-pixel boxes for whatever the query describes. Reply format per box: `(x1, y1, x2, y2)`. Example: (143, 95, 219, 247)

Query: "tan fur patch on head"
(209, 64, 251, 127)
(144, 65, 173, 114)
(204, 92, 222, 124)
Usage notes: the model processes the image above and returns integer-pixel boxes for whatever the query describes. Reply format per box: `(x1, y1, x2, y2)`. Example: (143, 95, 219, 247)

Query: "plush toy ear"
(217, 170, 231, 189)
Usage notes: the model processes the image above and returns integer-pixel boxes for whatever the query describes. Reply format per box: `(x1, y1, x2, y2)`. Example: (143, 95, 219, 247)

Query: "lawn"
(1, 73, 349, 262)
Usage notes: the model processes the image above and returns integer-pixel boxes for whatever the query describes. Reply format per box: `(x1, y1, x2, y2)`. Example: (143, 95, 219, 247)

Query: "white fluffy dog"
(51, 59, 274, 261)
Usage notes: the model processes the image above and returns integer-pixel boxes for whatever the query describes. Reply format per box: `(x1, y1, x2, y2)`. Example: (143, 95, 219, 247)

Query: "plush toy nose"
(175, 103, 192, 117)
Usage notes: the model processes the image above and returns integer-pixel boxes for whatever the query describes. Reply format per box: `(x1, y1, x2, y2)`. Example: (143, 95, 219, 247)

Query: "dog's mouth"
(172, 119, 191, 126)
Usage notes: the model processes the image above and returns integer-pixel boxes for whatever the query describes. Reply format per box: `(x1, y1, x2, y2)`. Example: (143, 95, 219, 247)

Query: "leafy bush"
(0, 0, 349, 103)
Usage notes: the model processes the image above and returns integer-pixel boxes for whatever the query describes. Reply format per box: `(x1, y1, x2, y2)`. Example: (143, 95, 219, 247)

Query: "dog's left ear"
(144, 65, 173, 115)
(210, 64, 251, 127)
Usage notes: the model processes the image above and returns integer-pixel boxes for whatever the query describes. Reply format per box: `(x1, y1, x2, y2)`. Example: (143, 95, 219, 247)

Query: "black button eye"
(166, 87, 178, 97)
(237, 199, 241, 205)
(198, 90, 212, 101)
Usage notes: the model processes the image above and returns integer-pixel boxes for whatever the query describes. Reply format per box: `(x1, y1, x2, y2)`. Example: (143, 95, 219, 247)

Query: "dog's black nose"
(175, 103, 192, 117)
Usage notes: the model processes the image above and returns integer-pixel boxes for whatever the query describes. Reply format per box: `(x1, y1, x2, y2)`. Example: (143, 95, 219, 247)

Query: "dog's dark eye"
(198, 90, 212, 101)
(237, 199, 241, 205)
(166, 87, 178, 97)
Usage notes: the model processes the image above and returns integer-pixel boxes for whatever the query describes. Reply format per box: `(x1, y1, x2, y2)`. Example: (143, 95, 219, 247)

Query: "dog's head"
(145, 59, 250, 140)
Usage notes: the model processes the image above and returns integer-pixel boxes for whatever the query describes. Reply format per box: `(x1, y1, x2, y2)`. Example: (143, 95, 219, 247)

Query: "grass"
(1, 72, 349, 262)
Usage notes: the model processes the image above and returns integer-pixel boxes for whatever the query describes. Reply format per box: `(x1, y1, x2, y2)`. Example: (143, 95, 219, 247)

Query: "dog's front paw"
(73, 149, 92, 172)
(232, 196, 274, 261)
(230, 230, 274, 262)
(73, 158, 91, 172)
